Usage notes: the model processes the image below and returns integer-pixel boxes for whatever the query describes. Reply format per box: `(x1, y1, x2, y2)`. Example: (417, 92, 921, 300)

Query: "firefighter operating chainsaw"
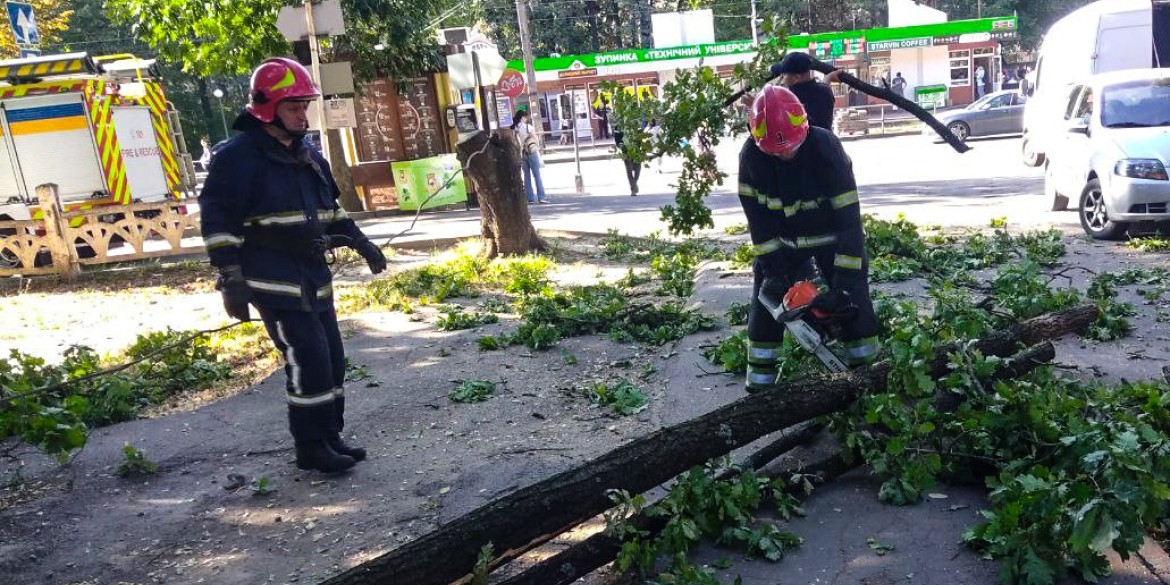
(738, 85, 879, 391)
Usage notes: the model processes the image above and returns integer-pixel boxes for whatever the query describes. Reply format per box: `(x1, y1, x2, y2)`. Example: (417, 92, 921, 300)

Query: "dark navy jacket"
(737, 127, 864, 291)
(200, 117, 365, 312)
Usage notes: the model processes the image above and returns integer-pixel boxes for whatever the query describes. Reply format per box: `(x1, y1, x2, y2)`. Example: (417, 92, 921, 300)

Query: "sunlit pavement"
(356, 133, 1068, 246)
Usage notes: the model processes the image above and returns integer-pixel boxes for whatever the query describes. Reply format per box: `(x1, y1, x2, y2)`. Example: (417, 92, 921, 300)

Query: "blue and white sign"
(19, 47, 38, 58)
(6, 2, 38, 46)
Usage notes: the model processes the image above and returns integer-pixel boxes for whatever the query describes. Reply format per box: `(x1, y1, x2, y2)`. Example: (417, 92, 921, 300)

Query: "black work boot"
(327, 436, 367, 462)
(295, 441, 356, 473)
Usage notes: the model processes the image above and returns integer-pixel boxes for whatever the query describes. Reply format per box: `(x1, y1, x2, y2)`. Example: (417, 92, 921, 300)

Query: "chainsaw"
(757, 280, 850, 373)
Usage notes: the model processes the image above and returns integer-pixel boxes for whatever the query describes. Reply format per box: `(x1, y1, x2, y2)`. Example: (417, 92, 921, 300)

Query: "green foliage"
(115, 444, 158, 477)
(652, 250, 699, 298)
(608, 461, 803, 582)
(834, 270, 1170, 584)
(476, 335, 502, 351)
(1, 329, 234, 462)
(726, 302, 750, 327)
(508, 285, 716, 350)
(724, 223, 749, 236)
(436, 309, 500, 331)
(104, 0, 287, 76)
(587, 380, 649, 416)
(729, 244, 755, 270)
(861, 215, 1067, 281)
(470, 542, 494, 585)
(250, 475, 273, 496)
(1126, 236, 1170, 253)
(870, 255, 921, 283)
(703, 331, 748, 374)
(449, 380, 495, 403)
(600, 230, 727, 264)
(990, 261, 1081, 321)
(350, 250, 555, 312)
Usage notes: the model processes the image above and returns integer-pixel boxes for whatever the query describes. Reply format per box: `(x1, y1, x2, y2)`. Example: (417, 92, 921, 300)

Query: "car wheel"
(947, 122, 969, 143)
(1079, 178, 1127, 240)
(1021, 136, 1044, 167)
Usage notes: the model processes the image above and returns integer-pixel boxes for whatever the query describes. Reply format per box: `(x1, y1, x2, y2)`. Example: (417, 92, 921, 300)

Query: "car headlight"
(1114, 159, 1169, 180)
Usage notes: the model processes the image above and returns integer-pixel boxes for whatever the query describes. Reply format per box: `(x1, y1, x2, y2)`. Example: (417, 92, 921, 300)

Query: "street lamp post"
(212, 88, 229, 141)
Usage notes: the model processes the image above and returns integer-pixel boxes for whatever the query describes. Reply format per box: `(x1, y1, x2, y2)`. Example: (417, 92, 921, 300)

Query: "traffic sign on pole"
(19, 47, 38, 58)
(6, 2, 38, 46)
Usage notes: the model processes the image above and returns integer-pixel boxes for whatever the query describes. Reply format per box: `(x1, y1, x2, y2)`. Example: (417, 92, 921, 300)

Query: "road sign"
(6, 1, 37, 45)
(276, 0, 345, 41)
(19, 47, 38, 58)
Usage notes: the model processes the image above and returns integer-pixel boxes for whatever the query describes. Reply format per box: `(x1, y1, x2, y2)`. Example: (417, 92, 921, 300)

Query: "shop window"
(949, 50, 970, 87)
(973, 47, 995, 56)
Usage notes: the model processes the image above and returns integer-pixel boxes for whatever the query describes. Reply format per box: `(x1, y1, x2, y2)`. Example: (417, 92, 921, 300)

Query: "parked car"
(925, 90, 1027, 143)
(1043, 69, 1170, 239)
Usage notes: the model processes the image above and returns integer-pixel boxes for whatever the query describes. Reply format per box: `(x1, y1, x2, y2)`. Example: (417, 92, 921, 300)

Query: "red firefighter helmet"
(748, 85, 810, 158)
(246, 58, 321, 124)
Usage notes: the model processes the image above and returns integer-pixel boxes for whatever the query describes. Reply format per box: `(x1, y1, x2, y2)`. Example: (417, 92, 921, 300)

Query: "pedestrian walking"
(975, 65, 987, 98)
(594, 94, 611, 140)
(512, 109, 548, 204)
(776, 51, 836, 131)
(611, 108, 641, 196)
(200, 58, 387, 474)
(738, 85, 880, 391)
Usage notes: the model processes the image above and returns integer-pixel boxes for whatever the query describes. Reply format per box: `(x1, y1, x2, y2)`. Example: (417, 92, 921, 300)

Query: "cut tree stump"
(455, 131, 544, 258)
(319, 305, 1097, 585)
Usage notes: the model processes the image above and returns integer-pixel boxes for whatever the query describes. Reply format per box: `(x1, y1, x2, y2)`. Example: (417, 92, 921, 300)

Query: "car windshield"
(1101, 78, 1170, 128)
(967, 94, 996, 109)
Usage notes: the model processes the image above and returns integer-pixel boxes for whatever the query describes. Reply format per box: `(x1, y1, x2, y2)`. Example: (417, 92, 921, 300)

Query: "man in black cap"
(776, 51, 838, 131)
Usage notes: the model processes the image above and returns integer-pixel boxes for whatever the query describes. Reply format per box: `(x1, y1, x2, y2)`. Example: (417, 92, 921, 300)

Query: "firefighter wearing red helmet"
(738, 85, 879, 391)
(199, 57, 387, 473)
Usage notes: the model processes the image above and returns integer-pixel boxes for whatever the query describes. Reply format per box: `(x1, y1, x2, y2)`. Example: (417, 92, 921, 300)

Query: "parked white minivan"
(1021, 0, 1162, 174)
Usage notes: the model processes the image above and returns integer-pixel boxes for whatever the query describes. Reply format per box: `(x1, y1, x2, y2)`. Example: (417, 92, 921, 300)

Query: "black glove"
(308, 234, 334, 256)
(810, 289, 857, 321)
(353, 238, 387, 274)
(216, 265, 253, 322)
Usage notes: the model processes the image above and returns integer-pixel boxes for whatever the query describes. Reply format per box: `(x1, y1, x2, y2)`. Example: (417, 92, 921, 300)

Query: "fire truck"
(0, 52, 197, 223)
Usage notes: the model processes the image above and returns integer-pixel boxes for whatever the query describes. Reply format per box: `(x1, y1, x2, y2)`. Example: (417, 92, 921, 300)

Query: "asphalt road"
(358, 132, 1074, 246)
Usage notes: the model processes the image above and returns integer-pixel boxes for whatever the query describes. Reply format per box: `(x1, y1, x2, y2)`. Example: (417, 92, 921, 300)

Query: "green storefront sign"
(506, 15, 1018, 76)
(867, 37, 933, 51)
(392, 154, 468, 211)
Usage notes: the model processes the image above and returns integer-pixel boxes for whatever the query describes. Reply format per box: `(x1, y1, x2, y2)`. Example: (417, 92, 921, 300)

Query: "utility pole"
(750, 0, 759, 46)
(515, 0, 545, 149)
(303, 0, 331, 163)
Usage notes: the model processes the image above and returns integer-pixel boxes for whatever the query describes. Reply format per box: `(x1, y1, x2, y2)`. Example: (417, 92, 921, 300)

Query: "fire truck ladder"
(165, 107, 197, 197)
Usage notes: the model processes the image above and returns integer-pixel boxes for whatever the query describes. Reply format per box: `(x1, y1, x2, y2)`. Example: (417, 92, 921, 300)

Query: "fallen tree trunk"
(496, 421, 825, 585)
(320, 306, 1097, 585)
(498, 342, 1058, 585)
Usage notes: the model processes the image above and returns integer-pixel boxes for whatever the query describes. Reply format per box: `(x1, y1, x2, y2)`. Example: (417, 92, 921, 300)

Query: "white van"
(1021, 0, 1161, 174)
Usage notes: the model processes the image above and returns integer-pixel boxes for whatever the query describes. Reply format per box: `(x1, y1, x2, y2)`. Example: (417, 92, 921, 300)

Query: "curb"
(1138, 537, 1170, 584)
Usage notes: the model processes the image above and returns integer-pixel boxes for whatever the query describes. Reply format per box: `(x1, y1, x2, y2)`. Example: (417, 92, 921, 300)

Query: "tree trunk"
(455, 131, 544, 258)
(498, 421, 828, 585)
(498, 342, 1060, 585)
(196, 77, 217, 144)
(326, 128, 363, 211)
(319, 306, 1098, 585)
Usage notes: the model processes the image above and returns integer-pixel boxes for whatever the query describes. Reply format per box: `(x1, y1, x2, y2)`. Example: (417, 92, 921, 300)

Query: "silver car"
(927, 90, 1027, 143)
(1044, 69, 1170, 239)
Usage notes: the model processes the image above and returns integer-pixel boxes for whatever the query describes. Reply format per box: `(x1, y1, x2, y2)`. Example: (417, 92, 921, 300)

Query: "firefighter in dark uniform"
(738, 85, 879, 392)
(200, 58, 387, 473)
